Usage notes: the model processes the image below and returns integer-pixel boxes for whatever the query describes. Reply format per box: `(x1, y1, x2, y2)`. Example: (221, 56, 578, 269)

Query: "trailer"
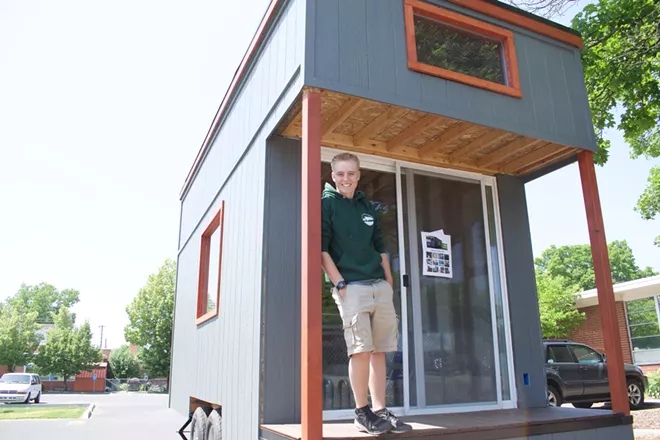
(169, 1, 635, 439)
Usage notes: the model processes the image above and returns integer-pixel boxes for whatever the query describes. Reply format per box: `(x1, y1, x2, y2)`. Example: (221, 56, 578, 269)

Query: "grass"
(0, 405, 86, 420)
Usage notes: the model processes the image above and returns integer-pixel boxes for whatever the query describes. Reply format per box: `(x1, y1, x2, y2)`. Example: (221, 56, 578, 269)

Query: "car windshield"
(0, 374, 30, 384)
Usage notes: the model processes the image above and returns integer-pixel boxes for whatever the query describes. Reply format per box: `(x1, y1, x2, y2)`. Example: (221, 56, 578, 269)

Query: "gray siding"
(170, 144, 266, 440)
(513, 424, 634, 440)
(261, 136, 302, 424)
(496, 174, 546, 408)
(170, 2, 307, 439)
(179, 0, 305, 249)
(305, 0, 597, 153)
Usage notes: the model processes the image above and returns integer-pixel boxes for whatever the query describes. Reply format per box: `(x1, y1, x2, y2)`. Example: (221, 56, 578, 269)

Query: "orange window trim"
(196, 201, 225, 326)
(404, 0, 522, 99)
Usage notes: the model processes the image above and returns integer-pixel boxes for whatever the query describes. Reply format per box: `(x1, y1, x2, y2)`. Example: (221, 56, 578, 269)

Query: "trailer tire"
(191, 406, 212, 440)
(206, 410, 222, 440)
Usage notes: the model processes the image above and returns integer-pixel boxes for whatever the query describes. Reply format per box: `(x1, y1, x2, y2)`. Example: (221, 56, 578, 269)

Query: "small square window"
(196, 201, 225, 325)
(404, 0, 521, 98)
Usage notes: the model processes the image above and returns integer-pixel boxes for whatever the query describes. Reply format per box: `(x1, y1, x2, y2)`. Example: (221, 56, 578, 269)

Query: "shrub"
(647, 371, 660, 399)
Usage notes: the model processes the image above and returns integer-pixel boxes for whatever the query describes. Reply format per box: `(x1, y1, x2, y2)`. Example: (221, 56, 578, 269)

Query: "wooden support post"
(577, 150, 630, 416)
(301, 88, 323, 440)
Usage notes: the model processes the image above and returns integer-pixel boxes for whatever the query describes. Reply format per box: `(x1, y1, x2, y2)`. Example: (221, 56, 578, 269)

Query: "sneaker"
(374, 408, 413, 433)
(354, 406, 393, 435)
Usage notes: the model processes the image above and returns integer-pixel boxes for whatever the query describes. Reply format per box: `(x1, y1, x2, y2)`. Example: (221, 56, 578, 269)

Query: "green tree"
(506, 0, 660, 244)
(636, 167, 660, 246)
(536, 270, 585, 338)
(535, 240, 656, 292)
(35, 307, 101, 391)
(0, 304, 42, 372)
(8, 283, 80, 324)
(109, 345, 142, 379)
(124, 259, 176, 379)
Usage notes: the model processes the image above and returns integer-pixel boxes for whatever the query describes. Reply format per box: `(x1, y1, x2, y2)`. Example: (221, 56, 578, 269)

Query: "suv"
(0, 373, 42, 404)
(544, 340, 648, 410)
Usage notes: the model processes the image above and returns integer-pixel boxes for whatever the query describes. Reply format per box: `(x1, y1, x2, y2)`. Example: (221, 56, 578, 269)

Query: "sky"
(0, 0, 657, 350)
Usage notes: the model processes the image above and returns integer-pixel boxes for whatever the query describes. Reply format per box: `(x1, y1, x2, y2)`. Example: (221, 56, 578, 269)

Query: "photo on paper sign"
(425, 235, 448, 250)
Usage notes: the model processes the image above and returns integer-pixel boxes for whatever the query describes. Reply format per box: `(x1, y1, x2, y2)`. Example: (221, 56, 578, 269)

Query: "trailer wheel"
(190, 406, 212, 440)
(206, 410, 222, 440)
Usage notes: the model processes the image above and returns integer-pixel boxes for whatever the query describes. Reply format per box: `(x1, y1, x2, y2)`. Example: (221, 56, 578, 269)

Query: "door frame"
(320, 147, 517, 420)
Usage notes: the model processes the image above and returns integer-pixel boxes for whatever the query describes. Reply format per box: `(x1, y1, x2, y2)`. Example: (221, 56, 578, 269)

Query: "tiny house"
(169, 1, 635, 439)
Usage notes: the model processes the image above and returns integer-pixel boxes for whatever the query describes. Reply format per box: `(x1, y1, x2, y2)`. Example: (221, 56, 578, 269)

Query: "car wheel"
(572, 402, 593, 409)
(33, 392, 41, 404)
(547, 384, 562, 407)
(206, 410, 222, 440)
(628, 379, 645, 410)
(190, 406, 212, 440)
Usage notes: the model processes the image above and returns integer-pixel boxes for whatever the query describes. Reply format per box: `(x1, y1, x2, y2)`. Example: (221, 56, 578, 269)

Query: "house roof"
(76, 363, 107, 380)
(575, 275, 660, 308)
(178, 0, 584, 200)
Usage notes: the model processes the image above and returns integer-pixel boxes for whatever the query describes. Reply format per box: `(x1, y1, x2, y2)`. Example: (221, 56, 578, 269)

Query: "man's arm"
(322, 252, 347, 299)
(380, 253, 394, 287)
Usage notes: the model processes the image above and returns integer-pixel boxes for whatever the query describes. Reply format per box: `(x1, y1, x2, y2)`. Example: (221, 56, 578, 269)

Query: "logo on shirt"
(362, 213, 374, 226)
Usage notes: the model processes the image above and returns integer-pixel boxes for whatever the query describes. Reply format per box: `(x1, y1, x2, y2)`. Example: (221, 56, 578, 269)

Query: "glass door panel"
(402, 168, 498, 407)
(320, 163, 404, 410)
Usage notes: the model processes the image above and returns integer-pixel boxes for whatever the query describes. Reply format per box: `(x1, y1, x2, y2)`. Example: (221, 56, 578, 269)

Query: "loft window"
(404, 0, 521, 98)
(196, 201, 225, 325)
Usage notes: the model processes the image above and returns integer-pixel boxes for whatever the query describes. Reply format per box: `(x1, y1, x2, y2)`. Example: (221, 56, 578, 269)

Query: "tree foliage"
(109, 345, 142, 379)
(124, 259, 175, 379)
(35, 307, 101, 391)
(535, 240, 656, 338)
(505, 0, 660, 244)
(535, 240, 656, 292)
(635, 166, 660, 246)
(536, 270, 585, 338)
(0, 304, 42, 372)
(8, 283, 80, 324)
(572, 0, 660, 169)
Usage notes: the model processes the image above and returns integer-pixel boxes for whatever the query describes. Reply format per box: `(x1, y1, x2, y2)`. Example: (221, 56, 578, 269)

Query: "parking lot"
(0, 393, 188, 440)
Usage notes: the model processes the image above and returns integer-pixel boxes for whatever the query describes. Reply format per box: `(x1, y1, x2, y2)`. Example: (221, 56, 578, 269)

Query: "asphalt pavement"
(0, 393, 189, 440)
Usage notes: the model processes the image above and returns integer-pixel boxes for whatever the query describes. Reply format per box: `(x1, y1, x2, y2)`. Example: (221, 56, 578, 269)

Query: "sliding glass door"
(320, 153, 515, 418)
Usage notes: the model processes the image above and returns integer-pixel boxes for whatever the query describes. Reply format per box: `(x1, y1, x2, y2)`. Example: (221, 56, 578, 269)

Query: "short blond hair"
(330, 152, 360, 171)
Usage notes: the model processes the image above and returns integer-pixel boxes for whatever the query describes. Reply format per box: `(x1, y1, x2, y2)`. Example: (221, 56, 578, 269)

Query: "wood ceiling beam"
(386, 114, 441, 153)
(320, 97, 364, 137)
(282, 112, 302, 137)
(501, 142, 556, 173)
(514, 147, 575, 175)
(476, 137, 541, 168)
(448, 129, 509, 162)
(353, 106, 407, 145)
(418, 122, 472, 158)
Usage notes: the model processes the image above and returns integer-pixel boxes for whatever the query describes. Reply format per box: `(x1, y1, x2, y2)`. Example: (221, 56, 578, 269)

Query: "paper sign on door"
(421, 229, 452, 278)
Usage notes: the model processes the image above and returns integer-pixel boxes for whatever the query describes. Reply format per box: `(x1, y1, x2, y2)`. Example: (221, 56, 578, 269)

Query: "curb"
(634, 429, 660, 437)
(80, 403, 96, 419)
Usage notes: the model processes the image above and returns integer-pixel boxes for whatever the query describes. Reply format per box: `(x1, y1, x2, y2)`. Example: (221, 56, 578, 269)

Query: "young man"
(321, 152, 412, 435)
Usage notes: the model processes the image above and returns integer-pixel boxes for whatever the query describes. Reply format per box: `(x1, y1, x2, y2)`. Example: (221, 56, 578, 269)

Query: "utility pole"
(99, 325, 106, 348)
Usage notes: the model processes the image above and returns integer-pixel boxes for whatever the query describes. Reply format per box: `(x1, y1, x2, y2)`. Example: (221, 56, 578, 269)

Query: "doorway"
(320, 153, 515, 419)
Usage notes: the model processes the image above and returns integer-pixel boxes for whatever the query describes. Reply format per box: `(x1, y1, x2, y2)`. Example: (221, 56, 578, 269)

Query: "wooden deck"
(260, 407, 632, 440)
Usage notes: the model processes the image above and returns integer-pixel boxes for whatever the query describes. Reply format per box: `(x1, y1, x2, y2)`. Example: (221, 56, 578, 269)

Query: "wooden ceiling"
(275, 89, 576, 176)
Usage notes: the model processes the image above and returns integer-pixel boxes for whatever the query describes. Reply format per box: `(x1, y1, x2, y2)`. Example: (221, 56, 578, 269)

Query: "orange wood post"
(301, 87, 323, 440)
(577, 150, 630, 415)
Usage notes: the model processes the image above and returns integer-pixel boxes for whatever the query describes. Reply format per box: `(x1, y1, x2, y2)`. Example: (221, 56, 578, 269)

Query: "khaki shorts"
(332, 280, 399, 356)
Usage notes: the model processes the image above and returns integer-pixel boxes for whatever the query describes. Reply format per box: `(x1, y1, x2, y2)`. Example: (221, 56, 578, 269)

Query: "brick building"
(569, 276, 660, 374)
